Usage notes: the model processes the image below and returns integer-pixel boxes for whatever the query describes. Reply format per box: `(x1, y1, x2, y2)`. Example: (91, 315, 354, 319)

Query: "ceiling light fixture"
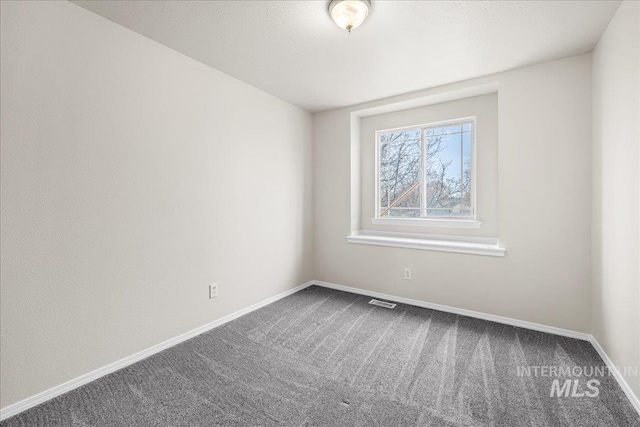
(329, 0, 371, 33)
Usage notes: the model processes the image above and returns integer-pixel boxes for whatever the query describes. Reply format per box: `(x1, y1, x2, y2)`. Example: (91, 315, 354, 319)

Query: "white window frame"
(373, 116, 481, 229)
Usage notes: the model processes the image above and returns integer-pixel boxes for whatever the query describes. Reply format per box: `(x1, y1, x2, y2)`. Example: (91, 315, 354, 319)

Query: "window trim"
(374, 116, 478, 227)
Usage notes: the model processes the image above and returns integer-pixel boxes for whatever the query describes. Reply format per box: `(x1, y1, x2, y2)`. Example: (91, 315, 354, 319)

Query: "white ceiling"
(72, 0, 620, 112)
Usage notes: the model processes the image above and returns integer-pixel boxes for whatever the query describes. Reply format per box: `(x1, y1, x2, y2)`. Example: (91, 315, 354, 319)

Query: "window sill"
(346, 230, 505, 257)
(371, 217, 481, 229)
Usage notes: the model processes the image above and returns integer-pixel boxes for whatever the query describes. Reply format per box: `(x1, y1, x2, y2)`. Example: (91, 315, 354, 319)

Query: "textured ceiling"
(71, 0, 620, 112)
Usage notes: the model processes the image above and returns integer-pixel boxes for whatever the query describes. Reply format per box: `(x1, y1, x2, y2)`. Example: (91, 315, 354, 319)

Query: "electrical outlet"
(404, 268, 412, 280)
(209, 283, 219, 299)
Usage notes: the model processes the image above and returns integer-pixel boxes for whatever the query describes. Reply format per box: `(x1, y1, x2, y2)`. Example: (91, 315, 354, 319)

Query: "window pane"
(380, 129, 420, 142)
(424, 122, 472, 218)
(425, 124, 461, 137)
(377, 120, 474, 220)
(379, 132, 421, 217)
(461, 131, 472, 215)
(442, 124, 462, 135)
(386, 207, 421, 218)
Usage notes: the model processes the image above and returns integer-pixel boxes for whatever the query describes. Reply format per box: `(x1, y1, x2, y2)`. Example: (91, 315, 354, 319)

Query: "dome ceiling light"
(328, 0, 371, 33)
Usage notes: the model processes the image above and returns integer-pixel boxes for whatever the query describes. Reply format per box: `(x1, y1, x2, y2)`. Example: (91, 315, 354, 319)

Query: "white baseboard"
(590, 337, 640, 415)
(311, 280, 591, 341)
(0, 281, 314, 422)
(312, 280, 640, 416)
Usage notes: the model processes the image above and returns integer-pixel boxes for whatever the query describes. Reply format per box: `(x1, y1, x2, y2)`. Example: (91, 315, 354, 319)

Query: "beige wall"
(0, 1, 313, 408)
(591, 0, 640, 399)
(314, 54, 592, 333)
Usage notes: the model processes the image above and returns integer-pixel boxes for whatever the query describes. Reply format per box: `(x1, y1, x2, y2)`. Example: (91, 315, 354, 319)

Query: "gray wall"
(0, 1, 313, 408)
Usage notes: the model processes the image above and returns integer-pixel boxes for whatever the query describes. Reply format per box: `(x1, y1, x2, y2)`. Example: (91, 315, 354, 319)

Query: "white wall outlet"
(209, 283, 219, 299)
(404, 268, 412, 280)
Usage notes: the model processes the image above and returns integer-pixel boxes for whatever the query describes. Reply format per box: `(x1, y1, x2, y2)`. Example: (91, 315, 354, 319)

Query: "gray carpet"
(2, 286, 639, 426)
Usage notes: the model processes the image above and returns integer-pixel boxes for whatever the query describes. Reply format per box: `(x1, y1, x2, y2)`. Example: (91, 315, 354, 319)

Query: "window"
(376, 118, 475, 221)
